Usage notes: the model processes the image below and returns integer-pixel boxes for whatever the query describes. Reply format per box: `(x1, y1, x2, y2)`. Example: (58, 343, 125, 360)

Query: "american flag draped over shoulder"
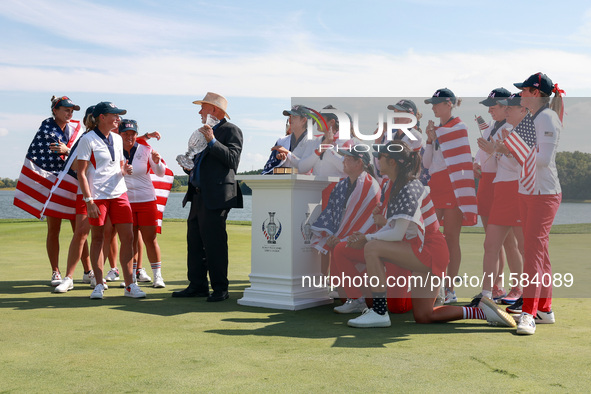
(14, 118, 82, 219)
(435, 117, 478, 226)
(310, 172, 380, 254)
(136, 139, 174, 233)
(385, 179, 423, 221)
(41, 134, 83, 220)
(383, 179, 439, 252)
(261, 135, 290, 174)
(503, 113, 537, 195)
(364, 178, 393, 234)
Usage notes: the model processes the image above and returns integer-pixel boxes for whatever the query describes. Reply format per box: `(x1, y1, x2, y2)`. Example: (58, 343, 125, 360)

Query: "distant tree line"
(0, 178, 17, 188)
(2, 154, 590, 200)
(556, 151, 591, 200)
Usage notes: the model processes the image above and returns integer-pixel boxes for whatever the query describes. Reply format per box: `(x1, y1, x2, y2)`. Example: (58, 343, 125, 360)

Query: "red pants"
(519, 193, 561, 315)
(331, 242, 412, 313)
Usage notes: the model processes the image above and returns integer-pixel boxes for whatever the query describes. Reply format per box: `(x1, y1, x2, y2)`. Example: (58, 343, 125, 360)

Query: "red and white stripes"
(435, 117, 478, 226)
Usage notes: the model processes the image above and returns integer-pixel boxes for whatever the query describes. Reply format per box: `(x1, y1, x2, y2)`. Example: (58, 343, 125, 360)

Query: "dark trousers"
(186, 190, 230, 293)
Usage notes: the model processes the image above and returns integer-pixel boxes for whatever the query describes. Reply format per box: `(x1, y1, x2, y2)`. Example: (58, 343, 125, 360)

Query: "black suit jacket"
(182, 119, 243, 210)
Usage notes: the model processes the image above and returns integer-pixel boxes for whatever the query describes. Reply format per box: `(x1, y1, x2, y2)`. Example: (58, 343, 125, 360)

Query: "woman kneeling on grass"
(344, 141, 515, 328)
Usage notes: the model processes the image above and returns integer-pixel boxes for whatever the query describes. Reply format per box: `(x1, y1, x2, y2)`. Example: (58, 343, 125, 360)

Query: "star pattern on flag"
(387, 179, 423, 219)
(514, 113, 536, 148)
(26, 118, 67, 175)
(313, 178, 350, 235)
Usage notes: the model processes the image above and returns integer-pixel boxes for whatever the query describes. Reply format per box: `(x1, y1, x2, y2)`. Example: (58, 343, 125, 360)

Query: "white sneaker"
(82, 270, 94, 284)
(479, 297, 516, 327)
(120, 274, 137, 287)
(444, 288, 457, 304)
(347, 308, 391, 328)
(334, 298, 366, 314)
(105, 268, 120, 282)
(125, 283, 146, 298)
(153, 273, 166, 288)
(535, 310, 555, 324)
(136, 268, 152, 282)
(54, 277, 74, 293)
(90, 277, 108, 290)
(51, 271, 62, 287)
(90, 284, 105, 299)
(516, 313, 536, 335)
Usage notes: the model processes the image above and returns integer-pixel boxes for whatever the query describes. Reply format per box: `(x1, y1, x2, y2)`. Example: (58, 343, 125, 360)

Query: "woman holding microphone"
(422, 88, 478, 304)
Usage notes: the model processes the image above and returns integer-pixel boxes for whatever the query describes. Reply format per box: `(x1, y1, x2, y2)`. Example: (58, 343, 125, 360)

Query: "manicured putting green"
(1, 221, 590, 391)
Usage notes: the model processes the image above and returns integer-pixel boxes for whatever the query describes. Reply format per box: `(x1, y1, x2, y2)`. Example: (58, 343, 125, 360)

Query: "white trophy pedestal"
(237, 174, 340, 310)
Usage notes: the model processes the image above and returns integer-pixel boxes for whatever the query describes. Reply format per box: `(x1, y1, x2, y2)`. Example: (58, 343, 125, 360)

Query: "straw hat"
(192, 92, 230, 119)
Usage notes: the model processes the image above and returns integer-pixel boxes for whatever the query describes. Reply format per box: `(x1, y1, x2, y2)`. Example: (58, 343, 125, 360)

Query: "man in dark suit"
(173, 92, 243, 302)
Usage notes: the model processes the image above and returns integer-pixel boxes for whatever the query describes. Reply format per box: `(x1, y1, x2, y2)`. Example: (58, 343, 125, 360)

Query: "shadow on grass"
(0, 279, 250, 313)
(205, 303, 516, 348)
(1, 280, 515, 348)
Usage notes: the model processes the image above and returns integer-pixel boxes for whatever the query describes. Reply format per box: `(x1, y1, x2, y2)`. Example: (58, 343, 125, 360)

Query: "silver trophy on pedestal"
(176, 114, 220, 170)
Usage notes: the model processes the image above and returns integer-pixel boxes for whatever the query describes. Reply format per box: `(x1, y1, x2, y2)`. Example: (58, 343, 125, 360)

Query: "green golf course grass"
(1, 220, 590, 392)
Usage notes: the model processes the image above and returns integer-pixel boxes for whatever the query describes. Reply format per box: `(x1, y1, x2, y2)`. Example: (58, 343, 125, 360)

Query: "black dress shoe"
(172, 287, 209, 298)
(206, 291, 229, 302)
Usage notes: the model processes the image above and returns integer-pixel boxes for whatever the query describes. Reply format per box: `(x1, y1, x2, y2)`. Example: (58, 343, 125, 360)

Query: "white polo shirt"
(474, 122, 499, 174)
(492, 125, 520, 183)
(422, 143, 446, 174)
(124, 144, 166, 203)
(518, 108, 562, 195)
(77, 130, 127, 200)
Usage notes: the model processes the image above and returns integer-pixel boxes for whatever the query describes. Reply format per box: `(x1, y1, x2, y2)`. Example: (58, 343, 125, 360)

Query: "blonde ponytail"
(550, 93, 564, 119)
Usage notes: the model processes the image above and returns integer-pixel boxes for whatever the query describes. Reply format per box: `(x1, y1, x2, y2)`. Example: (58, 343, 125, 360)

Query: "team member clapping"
(119, 119, 167, 288)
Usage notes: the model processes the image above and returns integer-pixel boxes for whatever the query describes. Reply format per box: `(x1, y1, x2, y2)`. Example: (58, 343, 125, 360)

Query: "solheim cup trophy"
(176, 114, 220, 170)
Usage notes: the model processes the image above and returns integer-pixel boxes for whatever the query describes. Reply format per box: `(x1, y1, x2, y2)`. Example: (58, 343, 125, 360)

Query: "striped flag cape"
(136, 139, 174, 233)
(503, 113, 537, 194)
(383, 179, 439, 252)
(434, 117, 478, 226)
(310, 171, 380, 254)
(365, 177, 394, 234)
(14, 118, 82, 220)
(41, 135, 84, 220)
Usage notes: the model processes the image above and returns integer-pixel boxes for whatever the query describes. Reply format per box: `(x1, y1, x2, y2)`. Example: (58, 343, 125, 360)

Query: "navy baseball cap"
(424, 88, 456, 104)
(514, 72, 554, 96)
(340, 149, 370, 166)
(93, 101, 127, 117)
(118, 119, 138, 133)
(283, 105, 310, 118)
(479, 87, 511, 107)
(52, 96, 80, 111)
(388, 99, 418, 115)
(498, 92, 522, 107)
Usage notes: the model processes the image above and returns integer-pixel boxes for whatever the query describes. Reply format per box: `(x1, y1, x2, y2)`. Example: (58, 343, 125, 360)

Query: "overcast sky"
(1, 0, 591, 178)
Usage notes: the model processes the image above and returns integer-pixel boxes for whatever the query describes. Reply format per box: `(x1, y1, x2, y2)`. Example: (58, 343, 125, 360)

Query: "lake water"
(1, 189, 589, 225)
(1, 189, 252, 222)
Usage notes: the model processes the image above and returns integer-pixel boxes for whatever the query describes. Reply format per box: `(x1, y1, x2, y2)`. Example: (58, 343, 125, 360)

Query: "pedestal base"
(237, 273, 333, 310)
(237, 174, 339, 310)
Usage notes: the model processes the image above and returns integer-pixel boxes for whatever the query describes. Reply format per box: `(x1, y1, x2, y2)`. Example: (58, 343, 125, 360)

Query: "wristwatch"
(83, 196, 94, 203)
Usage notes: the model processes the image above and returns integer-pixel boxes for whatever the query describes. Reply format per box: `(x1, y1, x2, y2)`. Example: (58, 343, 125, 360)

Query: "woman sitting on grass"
(343, 141, 515, 329)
